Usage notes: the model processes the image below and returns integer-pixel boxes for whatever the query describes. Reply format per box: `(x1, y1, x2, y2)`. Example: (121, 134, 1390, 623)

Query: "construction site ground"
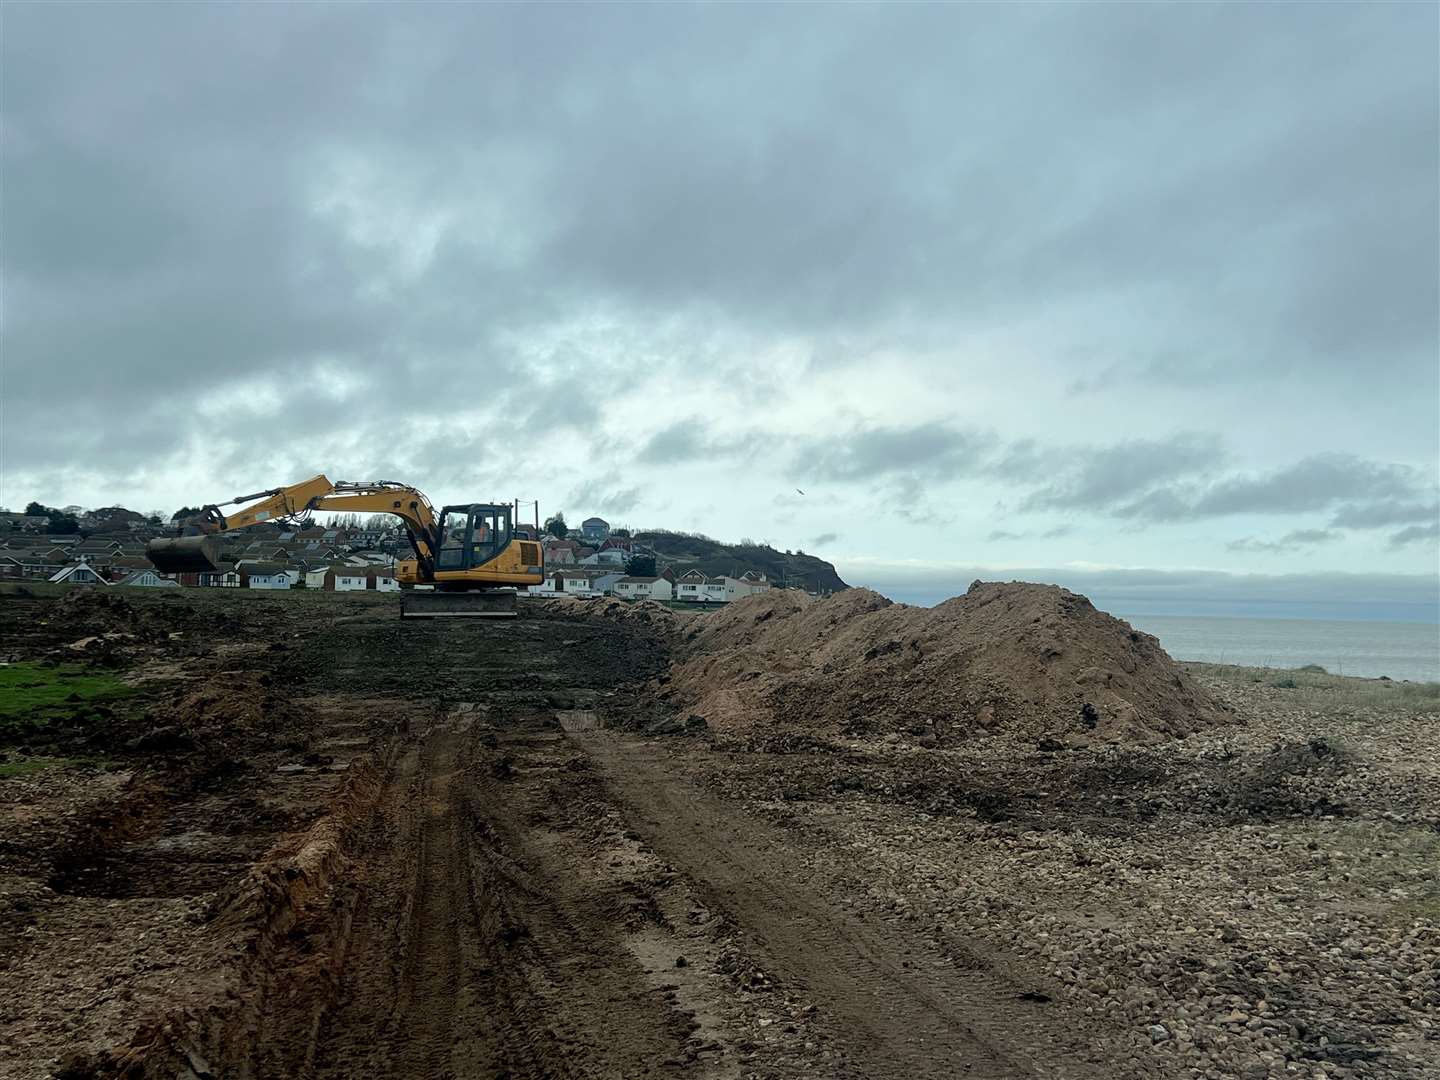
(0, 585, 1436, 1080)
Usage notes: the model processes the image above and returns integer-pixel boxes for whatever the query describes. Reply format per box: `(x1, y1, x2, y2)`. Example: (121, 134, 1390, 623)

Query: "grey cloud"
(1113, 455, 1435, 523)
(1389, 523, 1440, 549)
(637, 421, 776, 467)
(810, 532, 839, 547)
(524, 394, 601, 435)
(7, 5, 1433, 474)
(2, 3, 1435, 580)
(803, 423, 992, 484)
(987, 525, 1073, 543)
(566, 477, 641, 518)
(1025, 433, 1224, 512)
(1330, 500, 1440, 530)
(1192, 455, 1422, 517)
(638, 424, 707, 465)
(1226, 529, 1339, 554)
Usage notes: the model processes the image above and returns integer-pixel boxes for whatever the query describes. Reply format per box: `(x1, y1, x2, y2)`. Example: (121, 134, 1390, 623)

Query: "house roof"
(617, 576, 659, 584)
(235, 560, 285, 575)
(581, 517, 608, 526)
(49, 563, 110, 584)
(118, 570, 179, 587)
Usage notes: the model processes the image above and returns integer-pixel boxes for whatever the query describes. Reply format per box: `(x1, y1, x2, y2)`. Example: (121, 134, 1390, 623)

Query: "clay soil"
(0, 585, 1435, 1080)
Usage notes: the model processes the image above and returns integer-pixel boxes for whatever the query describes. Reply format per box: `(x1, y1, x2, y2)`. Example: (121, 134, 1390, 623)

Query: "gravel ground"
(661, 663, 1440, 1079)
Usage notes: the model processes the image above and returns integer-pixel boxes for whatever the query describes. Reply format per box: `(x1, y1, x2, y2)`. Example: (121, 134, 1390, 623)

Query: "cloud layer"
(2, 3, 1436, 588)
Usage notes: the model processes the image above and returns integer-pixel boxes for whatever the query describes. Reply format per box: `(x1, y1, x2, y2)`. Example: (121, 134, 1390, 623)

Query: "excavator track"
(399, 589, 517, 619)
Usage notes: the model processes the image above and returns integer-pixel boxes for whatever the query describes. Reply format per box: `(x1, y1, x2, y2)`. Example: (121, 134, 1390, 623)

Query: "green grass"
(0, 663, 136, 746)
(0, 662, 133, 717)
(1188, 662, 1440, 714)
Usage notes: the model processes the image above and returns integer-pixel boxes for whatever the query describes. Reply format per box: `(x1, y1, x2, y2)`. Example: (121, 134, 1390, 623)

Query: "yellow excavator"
(146, 475, 544, 618)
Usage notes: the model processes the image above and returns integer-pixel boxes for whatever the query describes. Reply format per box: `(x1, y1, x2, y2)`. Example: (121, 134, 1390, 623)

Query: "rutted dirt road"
(236, 640, 1103, 1078)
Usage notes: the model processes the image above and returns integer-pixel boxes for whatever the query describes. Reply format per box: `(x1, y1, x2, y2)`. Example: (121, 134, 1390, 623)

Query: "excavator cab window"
(435, 504, 512, 571)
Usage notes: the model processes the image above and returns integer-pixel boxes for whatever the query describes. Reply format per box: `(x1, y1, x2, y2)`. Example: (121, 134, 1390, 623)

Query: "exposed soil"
(665, 584, 1232, 746)
(1, 584, 1435, 1080)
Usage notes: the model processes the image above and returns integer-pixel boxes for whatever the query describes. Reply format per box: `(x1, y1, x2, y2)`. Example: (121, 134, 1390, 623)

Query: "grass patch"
(0, 662, 133, 717)
(1188, 662, 1440, 714)
(0, 663, 136, 746)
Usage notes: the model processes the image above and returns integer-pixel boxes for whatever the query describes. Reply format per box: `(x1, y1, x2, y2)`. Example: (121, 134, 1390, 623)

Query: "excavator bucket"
(146, 536, 225, 574)
(400, 589, 517, 619)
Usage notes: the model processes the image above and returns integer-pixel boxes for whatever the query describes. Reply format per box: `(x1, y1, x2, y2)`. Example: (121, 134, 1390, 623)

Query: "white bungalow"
(118, 569, 179, 588)
(614, 576, 674, 601)
(48, 562, 109, 586)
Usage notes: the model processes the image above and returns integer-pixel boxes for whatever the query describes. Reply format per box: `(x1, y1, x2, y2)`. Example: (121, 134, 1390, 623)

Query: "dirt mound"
(668, 581, 1230, 745)
(157, 672, 303, 744)
(49, 590, 160, 638)
(36, 589, 204, 663)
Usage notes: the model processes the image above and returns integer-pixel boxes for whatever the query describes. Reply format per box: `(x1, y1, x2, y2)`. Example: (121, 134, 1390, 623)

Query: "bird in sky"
(795, 488, 805, 495)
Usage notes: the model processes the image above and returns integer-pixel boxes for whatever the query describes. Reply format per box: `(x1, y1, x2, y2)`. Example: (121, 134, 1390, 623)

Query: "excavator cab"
(435, 504, 512, 572)
(401, 502, 543, 618)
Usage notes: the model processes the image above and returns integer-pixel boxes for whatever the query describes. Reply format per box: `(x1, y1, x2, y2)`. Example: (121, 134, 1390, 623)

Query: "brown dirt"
(666, 582, 1231, 745)
(3, 585, 1433, 1080)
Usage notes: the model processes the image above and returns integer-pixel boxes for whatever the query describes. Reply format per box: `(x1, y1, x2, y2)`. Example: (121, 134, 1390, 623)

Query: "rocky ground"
(0, 584, 1435, 1079)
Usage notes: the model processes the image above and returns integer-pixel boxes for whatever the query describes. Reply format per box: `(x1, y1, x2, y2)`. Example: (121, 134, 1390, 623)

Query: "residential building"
(48, 561, 108, 586)
(531, 570, 603, 597)
(118, 569, 179, 588)
(236, 560, 295, 589)
(673, 570, 736, 603)
(579, 548, 625, 567)
(614, 576, 673, 601)
(306, 565, 371, 591)
(723, 574, 771, 600)
(580, 517, 610, 543)
(591, 572, 624, 595)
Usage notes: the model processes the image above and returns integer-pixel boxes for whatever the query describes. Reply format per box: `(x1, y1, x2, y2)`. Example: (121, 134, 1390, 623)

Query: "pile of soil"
(32, 590, 209, 664)
(154, 672, 304, 746)
(49, 590, 168, 640)
(668, 582, 1230, 745)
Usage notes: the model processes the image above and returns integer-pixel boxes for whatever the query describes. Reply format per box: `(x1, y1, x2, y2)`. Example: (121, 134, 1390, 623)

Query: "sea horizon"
(864, 586, 1440, 683)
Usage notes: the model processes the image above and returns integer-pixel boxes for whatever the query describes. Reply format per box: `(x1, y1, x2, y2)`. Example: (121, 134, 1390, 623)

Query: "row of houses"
(533, 567, 770, 603)
(48, 558, 403, 591)
(2, 534, 157, 582)
(1, 525, 404, 591)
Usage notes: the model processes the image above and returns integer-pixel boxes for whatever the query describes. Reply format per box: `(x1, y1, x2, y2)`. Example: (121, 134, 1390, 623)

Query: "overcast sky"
(2, 2, 1437, 604)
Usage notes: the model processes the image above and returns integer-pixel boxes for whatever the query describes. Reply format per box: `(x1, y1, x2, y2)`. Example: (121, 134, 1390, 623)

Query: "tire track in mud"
(290, 711, 694, 1080)
(580, 733, 1105, 1080)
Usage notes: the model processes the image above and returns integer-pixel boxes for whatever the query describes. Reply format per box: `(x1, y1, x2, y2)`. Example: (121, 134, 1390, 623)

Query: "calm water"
(1117, 614, 1439, 683)
(868, 587, 1440, 682)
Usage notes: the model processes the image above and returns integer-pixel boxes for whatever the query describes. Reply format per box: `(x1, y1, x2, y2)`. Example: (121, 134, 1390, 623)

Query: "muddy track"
(254, 710, 696, 1080)
(235, 708, 1100, 1080)
(583, 734, 1102, 1079)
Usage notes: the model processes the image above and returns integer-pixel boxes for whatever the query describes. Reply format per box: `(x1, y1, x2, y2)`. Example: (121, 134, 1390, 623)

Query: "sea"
(870, 589, 1440, 683)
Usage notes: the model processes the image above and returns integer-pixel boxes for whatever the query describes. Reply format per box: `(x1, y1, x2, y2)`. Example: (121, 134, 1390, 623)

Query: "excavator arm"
(149, 475, 443, 576)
